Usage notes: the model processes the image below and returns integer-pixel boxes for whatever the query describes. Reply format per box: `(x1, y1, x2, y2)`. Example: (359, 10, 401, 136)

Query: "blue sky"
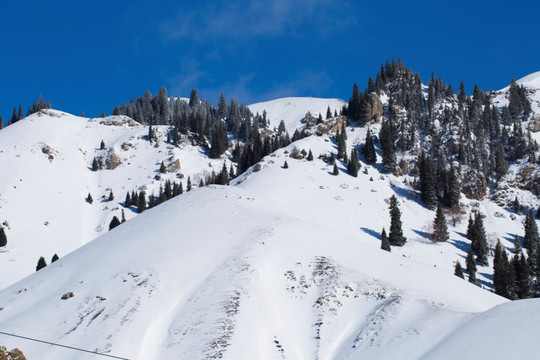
(1, 0, 539, 120)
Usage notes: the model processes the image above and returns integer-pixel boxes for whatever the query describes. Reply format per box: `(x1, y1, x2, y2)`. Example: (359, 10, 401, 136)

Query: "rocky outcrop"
(368, 95, 384, 123)
(461, 169, 487, 200)
(95, 148, 123, 170)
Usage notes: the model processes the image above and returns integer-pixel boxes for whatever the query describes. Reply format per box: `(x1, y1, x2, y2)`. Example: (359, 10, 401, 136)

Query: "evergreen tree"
(100, 111, 105, 118)
(121, 209, 126, 223)
(92, 157, 99, 171)
(51, 253, 59, 263)
(513, 196, 521, 214)
(124, 192, 131, 207)
(100, 140, 105, 150)
(109, 216, 121, 230)
(307, 149, 314, 161)
(0, 227, 7, 247)
(454, 260, 464, 279)
(108, 190, 114, 201)
(380, 120, 396, 173)
(445, 162, 460, 207)
(419, 152, 438, 210)
(36, 257, 47, 271)
(187, 177, 192, 191)
(336, 129, 347, 160)
(493, 240, 509, 297)
(347, 149, 360, 177)
(513, 234, 522, 255)
(189, 88, 200, 108)
(160, 161, 166, 173)
(523, 210, 539, 251)
(333, 163, 339, 175)
(515, 253, 532, 298)
(137, 191, 146, 213)
(388, 195, 406, 246)
(326, 106, 332, 119)
(381, 228, 391, 252)
(283, 161, 289, 169)
(466, 249, 477, 284)
(432, 203, 449, 242)
(469, 212, 489, 266)
(363, 128, 376, 165)
(86, 193, 93, 204)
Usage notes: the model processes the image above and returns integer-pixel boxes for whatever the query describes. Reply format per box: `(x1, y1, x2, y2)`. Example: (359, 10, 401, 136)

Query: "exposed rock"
(528, 114, 540, 133)
(166, 159, 182, 173)
(461, 170, 487, 200)
(369, 95, 384, 123)
(61, 291, 74, 300)
(95, 148, 123, 170)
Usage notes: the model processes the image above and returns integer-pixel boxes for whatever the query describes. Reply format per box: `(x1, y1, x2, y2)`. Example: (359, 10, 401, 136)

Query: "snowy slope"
(0, 94, 539, 359)
(493, 71, 540, 117)
(0, 171, 507, 360)
(422, 298, 540, 359)
(248, 97, 346, 134)
(0, 110, 233, 290)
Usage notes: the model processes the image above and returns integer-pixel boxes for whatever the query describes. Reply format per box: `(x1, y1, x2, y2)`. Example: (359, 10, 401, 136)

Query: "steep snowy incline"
(421, 298, 540, 360)
(0, 110, 233, 290)
(0, 182, 505, 360)
(248, 97, 346, 134)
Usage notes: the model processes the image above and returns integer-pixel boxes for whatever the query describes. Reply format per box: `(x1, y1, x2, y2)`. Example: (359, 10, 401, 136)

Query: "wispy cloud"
(167, 61, 334, 105)
(162, 0, 355, 42)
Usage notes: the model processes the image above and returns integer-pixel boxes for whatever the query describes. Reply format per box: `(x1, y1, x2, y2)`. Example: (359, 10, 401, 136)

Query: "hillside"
(1, 67, 540, 359)
(0, 150, 508, 359)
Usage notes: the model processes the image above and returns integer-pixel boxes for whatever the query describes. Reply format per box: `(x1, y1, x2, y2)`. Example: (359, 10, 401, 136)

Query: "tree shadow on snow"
(391, 185, 423, 207)
(412, 229, 431, 240)
(361, 227, 381, 241)
(448, 238, 470, 257)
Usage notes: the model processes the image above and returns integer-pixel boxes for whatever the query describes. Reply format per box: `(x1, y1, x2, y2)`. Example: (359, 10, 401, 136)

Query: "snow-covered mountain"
(1, 76, 540, 359)
(0, 141, 509, 359)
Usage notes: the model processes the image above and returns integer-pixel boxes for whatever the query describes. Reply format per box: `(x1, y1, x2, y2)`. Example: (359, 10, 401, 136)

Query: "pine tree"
(445, 162, 460, 207)
(333, 164, 339, 175)
(137, 191, 146, 213)
(380, 120, 396, 173)
(523, 210, 539, 251)
(347, 149, 360, 177)
(515, 253, 532, 298)
(466, 249, 477, 284)
(381, 228, 391, 252)
(513, 234, 522, 255)
(109, 216, 121, 230)
(493, 240, 509, 297)
(336, 129, 347, 160)
(513, 196, 521, 214)
(36, 257, 47, 271)
(388, 195, 406, 246)
(419, 152, 438, 210)
(86, 193, 93, 204)
(121, 209, 126, 223)
(100, 140, 105, 150)
(51, 253, 59, 263)
(454, 261, 464, 279)
(0, 227, 7, 247)
(363, 128, 376, 165)
(187, 177, 192, 191)
(283, 161, 289, 169)
(432, 203, 449, 242)
(92, 157, 99, 171)
(124, 192, 131, 207)
(470, 212, 489, 266)
(307, 149, 314, 161)
(108, 190, 114, 201)
(100, 111, 105, 118)
(160, 161, 166, 173)
(326, 106, 332, 119)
